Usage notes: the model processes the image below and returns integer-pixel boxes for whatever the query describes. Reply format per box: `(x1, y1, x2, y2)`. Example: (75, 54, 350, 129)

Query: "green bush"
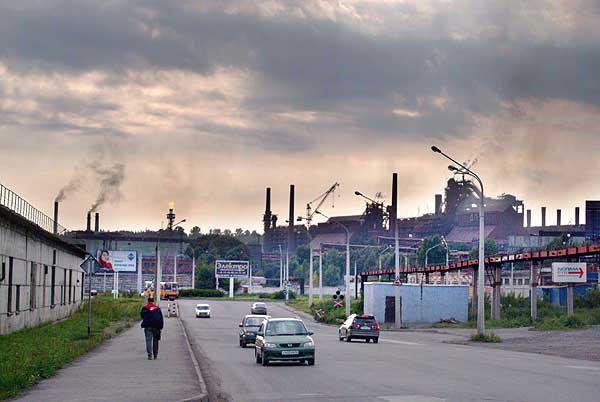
(470, 332, 502, 343)
(575, 286, 600, 309)
(270, 290, 296, 300)
(179, 288, 224, 298)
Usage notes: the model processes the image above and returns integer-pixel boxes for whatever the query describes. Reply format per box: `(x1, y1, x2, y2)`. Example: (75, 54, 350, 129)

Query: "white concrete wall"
(0, 219, 84, 335)
(364, 282, 469, 325)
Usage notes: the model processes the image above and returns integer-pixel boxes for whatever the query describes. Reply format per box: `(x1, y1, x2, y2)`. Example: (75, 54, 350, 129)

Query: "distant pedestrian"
(141, 297, 164, 360)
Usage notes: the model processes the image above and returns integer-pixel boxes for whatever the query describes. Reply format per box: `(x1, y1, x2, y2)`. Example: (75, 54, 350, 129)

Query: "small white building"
(364, 282, 469, 325)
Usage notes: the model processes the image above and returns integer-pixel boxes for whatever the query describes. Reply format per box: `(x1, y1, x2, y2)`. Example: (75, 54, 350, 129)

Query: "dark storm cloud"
(1, 0, 599, 144)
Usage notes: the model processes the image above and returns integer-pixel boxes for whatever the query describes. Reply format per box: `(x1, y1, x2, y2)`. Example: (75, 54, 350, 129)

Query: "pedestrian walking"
(141, 297, 164, 360)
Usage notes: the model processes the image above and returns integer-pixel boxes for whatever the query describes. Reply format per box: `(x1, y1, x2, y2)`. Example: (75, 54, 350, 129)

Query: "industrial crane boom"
(306, 182, 340, 226)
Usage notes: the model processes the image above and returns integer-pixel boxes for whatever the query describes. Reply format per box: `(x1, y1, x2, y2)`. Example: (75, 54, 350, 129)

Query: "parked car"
(254, 318, 315, 366)
(251, 302, 267, 315)
(239, 314, 270, 347)
(195, 303, 211, 318)
(338, 314, 380, 343)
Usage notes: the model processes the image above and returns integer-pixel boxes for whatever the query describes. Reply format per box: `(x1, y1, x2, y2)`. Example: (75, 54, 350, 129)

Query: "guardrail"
(0, 183, 67, 235)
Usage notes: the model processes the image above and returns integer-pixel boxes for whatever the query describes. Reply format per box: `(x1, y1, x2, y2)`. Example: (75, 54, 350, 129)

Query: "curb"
(177, 316, 209, 402)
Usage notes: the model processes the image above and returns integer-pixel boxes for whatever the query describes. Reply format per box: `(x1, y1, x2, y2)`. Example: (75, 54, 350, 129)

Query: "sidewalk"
(14, 315, 206, 402)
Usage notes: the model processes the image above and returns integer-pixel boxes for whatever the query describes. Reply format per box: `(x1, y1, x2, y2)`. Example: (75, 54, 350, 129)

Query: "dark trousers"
(144, 328, 160, 357)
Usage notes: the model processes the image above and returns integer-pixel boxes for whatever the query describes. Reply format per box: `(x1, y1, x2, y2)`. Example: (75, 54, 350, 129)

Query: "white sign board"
(552, 262, 587, 283)
(96, 250, 138, 273)
(215, 260, 249, 278)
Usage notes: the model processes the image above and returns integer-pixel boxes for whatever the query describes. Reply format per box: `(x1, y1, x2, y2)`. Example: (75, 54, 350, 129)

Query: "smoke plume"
(55, 176, 83, 202)
(88, 163, 126, 213)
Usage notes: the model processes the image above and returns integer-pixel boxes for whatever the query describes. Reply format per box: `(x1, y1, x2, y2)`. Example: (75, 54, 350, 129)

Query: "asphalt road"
(179, 299, 600, 402)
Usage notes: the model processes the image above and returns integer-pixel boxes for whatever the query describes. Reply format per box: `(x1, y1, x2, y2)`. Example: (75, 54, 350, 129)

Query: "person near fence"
(140, 297, 164, 360)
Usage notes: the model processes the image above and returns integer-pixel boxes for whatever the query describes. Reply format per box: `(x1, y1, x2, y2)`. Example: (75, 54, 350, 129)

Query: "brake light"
(372, 324, 380, 330)
(352, 323, 361, 329)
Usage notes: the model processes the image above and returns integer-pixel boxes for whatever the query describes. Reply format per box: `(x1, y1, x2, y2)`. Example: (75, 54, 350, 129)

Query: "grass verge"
(0, 295, 141, 400)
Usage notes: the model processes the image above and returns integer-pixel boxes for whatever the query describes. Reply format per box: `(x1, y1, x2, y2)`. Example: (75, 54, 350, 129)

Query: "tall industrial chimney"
(435, 194, 442, 215)
(556, 209, 562, 226)
(391, 173, 398, 233)
(86, 212, 91, 231)
(526, 209, 532, 228)
(541, 207, 546, 227)
(53, 201, 59, 234)
(264, 187, 272, 233)
(94, 212, 100, 232)
(288, 185, 295, 252)
(575, 207, 580, 225)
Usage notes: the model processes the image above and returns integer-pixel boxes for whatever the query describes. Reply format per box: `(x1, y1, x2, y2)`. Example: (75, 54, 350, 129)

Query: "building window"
(7, 257, 13, 313)
(51, 266, 56, 306)
(15, 284, 20, 313)
(62, 269, 67, 305)
(517, 278, 523, 286)
(68, 270, 73, 304)
(30, 262, 37, 310)
(524, 278, 530, 285)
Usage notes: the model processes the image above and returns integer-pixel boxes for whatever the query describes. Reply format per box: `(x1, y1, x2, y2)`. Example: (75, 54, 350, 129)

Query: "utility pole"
(279, 244, 283, 289)
(319, 249, 323, 300)
(393, 173, 401, 328)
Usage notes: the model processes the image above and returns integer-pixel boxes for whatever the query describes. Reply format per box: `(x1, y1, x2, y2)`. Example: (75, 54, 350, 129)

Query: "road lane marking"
(565, 365, 600, 371)
(381, 339, 423, 346)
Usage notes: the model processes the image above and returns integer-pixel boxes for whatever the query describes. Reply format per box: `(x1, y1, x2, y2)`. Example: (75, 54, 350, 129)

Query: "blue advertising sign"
(215, 260, 249, 278)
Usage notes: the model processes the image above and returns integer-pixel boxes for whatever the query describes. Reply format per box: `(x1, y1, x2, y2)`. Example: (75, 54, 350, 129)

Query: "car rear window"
(354, 317, 376, 325)
(197, 305, 209, 310)
(245, 317, 264, 327)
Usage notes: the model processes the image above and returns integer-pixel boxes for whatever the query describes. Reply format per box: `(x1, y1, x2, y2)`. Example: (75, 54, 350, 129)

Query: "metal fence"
(0, 183, 67, 235)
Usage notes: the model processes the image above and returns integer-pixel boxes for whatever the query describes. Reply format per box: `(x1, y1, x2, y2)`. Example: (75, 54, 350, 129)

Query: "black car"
(251, 302, 267, 315)
(338, 314, 380, 343)
(239, 315, 270, 347)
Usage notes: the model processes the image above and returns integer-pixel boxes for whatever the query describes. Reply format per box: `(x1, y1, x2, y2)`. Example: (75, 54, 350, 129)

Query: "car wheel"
(255, 349, 262, 364)
(338, 331, 344, 341)
(365, 338, 370, 343)
(373, 337, 379, 344)
(239, 339, 245, 348)
(346, 336, 352, 343)
(307, 357, 315, 366)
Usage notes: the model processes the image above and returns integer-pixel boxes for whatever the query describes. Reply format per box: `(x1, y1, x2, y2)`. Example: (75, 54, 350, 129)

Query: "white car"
(195, 303, 211, 318)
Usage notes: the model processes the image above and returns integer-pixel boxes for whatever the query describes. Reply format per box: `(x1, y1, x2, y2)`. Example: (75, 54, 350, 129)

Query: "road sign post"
(552, 262, 586, 317)
(215, 260, 249, 299)
(80, 255, 100, 338)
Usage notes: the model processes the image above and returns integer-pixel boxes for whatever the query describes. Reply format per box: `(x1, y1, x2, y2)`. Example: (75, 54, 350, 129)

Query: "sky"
(1, 0, 599, 233)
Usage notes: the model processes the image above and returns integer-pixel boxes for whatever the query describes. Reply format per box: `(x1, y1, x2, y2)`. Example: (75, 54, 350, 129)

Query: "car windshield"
(196, 305, 209, 310)
(266, 320, 307, 336)
(244, 317, 264, 327)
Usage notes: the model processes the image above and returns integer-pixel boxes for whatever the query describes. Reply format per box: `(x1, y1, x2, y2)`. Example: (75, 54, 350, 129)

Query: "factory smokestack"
(391, 173, 398, 233)
(53, 201, 59, 235)
(575, 207, 580, 225)
(557, 209, 562, 226)
(94, 212, 99, 232)
(288, 184, 295, 252)
(526, 209, 532, 228)
(264, 188, 272, 233)
(86, 212, 91, 231)
(435, 194, 442, 215)
(541, 207, 546, 227)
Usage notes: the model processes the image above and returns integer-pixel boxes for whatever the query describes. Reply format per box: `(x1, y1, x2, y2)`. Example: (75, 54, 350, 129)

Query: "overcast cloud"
(1, 0, 599, 231)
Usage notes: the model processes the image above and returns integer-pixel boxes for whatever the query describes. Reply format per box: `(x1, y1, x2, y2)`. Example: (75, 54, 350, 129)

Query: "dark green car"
(254, 318, 315, 366)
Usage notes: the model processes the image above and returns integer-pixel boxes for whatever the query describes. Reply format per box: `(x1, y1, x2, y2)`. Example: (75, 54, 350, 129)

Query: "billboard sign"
(96, 250, 138, 273)
(215, 260, 249, 278)
(552, 262, 587, 283)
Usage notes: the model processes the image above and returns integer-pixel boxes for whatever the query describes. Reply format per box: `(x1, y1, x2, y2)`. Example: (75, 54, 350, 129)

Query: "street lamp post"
(432, 145, 486, 335)
(154, 219, 186, 307)
(297, 216, 314, 307)
(317, 211, 351, 316)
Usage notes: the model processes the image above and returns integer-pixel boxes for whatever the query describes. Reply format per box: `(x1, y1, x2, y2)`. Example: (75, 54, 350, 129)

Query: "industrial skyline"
(1, 1, 599, 232)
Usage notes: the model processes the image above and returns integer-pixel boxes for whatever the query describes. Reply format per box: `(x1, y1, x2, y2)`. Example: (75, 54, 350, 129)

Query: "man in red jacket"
(140, 297, 164, 360)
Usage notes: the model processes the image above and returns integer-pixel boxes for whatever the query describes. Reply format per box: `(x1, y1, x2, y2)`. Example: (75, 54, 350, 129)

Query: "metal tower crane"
(303, 182, 340, 227)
